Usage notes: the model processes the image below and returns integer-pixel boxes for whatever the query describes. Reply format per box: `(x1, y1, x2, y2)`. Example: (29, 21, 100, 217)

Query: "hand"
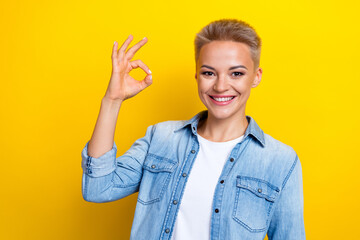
(104, 35, 152, 102)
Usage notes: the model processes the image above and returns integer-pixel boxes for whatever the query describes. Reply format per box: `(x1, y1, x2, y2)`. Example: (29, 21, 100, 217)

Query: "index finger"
(125, 37, 148, 60)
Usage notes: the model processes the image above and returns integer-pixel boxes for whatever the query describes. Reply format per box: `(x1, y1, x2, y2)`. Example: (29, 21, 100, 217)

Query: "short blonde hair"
(194, 18, 262, 70)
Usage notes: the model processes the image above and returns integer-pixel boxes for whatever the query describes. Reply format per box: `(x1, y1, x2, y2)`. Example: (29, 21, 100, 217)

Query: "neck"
(197, 111, 248, 142)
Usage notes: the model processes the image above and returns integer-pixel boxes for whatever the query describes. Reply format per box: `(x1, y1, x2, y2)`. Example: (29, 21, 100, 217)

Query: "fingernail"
(114, 41, 116, 45)
(143, 37, 147, 40)
(148, 69, 152, 74)
(150, 75, 152, 80)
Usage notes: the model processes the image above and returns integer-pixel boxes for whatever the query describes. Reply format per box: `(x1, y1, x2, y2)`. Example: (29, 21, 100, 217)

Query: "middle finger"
(125, 37, 148, 60)
(118, 34, 134, 57)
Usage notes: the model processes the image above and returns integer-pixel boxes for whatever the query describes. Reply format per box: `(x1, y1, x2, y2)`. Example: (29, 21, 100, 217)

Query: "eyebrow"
(200, 64, 248, 70)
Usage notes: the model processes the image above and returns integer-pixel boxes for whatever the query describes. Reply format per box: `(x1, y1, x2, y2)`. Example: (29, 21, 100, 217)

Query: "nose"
(213, 74, 230, 92)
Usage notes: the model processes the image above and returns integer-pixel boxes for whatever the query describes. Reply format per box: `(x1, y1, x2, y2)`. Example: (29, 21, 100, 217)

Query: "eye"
(232, 72, 244, 77)
(201, 71, 214, 76)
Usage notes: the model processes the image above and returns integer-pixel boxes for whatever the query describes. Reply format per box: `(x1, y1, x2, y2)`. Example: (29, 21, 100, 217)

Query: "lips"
(208, 95, 236, 106)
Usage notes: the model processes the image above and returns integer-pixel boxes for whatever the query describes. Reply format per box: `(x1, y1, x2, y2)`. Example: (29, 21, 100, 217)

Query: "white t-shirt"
(170, 133, 244, 240)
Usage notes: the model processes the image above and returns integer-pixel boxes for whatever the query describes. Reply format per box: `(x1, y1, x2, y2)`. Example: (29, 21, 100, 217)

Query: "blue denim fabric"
(81, 110, 305, 240)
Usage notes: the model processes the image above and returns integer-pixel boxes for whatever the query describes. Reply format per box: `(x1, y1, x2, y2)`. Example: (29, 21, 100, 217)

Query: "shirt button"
(87, 169, 92, 174)
(230, 158, 234, 162)
(220, 180, 224, 184)
(182, 173, 187, 177)
(173, 200, 178, 205)
(258, 188, 262, 193)
(191, 150, 195, 154)
(215, 208, 219, 213)
(165, 228, 170, 233)
(151, 164, 156, 169)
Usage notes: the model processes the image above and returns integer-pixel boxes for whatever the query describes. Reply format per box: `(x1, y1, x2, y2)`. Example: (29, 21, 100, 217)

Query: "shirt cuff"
(81, 141, 117, 177)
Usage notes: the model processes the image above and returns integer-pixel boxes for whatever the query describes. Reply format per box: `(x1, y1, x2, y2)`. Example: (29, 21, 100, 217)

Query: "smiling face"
(195, 40, 262, 122)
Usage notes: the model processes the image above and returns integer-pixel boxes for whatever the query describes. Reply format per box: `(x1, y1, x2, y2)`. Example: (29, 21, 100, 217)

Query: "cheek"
(197, 80, 211, 93)
(236, 85, 248, 93)
(233, 80, 252, 93)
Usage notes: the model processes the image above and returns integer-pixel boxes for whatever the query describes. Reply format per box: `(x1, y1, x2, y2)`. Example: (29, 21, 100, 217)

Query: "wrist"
(102, 96, 123, 108)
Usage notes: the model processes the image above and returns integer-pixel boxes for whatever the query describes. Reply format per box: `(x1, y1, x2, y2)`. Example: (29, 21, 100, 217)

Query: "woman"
(81, 19, 305, 240)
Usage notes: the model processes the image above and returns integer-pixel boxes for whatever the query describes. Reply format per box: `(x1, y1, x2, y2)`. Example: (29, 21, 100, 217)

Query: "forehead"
(198, 40, 253, 69)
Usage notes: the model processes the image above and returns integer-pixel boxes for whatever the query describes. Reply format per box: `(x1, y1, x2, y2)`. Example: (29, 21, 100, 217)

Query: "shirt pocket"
(232, 175, 280, 232)
(137, 153, 178, 205)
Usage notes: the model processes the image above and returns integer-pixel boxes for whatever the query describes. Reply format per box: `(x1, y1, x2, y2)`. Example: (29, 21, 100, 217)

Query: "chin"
(206, 107, 238, 120)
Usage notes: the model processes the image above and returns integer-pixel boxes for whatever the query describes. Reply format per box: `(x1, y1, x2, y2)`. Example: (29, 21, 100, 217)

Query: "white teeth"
(212, 96, 234, 102)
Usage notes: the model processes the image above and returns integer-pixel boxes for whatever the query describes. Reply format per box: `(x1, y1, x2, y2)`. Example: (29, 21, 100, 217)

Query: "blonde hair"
(194, 18, 262, 69)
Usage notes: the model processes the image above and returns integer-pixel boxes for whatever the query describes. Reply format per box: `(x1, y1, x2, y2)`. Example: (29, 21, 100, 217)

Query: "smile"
(208, 95, 236, 106)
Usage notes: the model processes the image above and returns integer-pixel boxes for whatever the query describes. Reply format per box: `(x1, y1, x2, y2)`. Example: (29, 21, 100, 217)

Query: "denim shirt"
(81, 110, 305, 240)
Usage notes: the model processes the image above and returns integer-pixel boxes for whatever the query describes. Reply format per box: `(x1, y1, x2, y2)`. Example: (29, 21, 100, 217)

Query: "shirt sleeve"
(267, 154, 306, 239)
(81, 124, 156, 203)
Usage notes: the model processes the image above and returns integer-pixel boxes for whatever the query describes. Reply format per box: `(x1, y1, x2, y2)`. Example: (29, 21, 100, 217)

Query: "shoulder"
(153, 119, 186, 131)
(263, 133, 297, 159)
(149, 119, 187, 136)
(148, 119, 188, 140)
(255, 133, 300, 186)
(150, 111, 205, 133)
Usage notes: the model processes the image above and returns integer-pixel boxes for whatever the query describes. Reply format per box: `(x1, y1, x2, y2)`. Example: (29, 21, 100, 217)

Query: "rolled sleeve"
(81, 141, 117, 178)
(81, 124, 156, 203)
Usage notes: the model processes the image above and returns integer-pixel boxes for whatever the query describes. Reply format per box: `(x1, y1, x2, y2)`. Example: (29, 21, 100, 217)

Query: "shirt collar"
(174, 110, 265, 147)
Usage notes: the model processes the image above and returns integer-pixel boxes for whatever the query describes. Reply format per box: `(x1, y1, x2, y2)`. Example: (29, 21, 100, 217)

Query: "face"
(195, 40, 262, 121)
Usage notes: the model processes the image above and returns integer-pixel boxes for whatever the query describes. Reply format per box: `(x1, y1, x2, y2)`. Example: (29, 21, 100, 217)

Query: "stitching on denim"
(233, 180, 273, 233)
(233, 212, 267, 233)
(161, 135, 198, 239)
(232, 188, 268, 233)
(281, 154, 298, 189)
(142, 153, 178, 172)
(137, 197, 160, 205)
(113, 180, 142, 188)
(267, 201, 275, 218)
(232, 217, 267, 233)
(168, 139, 197, 238)
(147, 153, 177, 164)
(137, 171, 172, 204)
(159, 172, 172, 200)
(136, 154, 177, 205)
(232, 184, 241, 219)
(236, 176, 280, 202)
(150, 124, 156, 140)
(237, 186, 275, 202)
(168, 149, 194, 238)
(227, 137, 251, 176)
(83, 171, 89, 200)
(237, 176, 280, 192)
(233, 137, 248, 158)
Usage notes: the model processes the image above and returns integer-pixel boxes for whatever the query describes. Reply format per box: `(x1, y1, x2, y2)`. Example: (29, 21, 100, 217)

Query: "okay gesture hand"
(104, 34, 152, 102)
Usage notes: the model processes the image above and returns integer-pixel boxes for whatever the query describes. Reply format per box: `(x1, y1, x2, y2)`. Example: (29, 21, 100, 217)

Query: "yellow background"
(1, 0, 359, 239)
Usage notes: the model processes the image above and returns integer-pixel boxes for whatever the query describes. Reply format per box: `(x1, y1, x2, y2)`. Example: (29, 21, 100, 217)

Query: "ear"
(251, 67, 262, 88)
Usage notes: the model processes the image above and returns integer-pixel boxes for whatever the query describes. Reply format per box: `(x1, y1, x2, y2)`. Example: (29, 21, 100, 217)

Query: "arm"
(81, 124, 156, 203)
(81, 35, 153, 203)
(267, 155, 306, 239)
(87, 96, 122, 159)
(87, 35, 152, 158)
